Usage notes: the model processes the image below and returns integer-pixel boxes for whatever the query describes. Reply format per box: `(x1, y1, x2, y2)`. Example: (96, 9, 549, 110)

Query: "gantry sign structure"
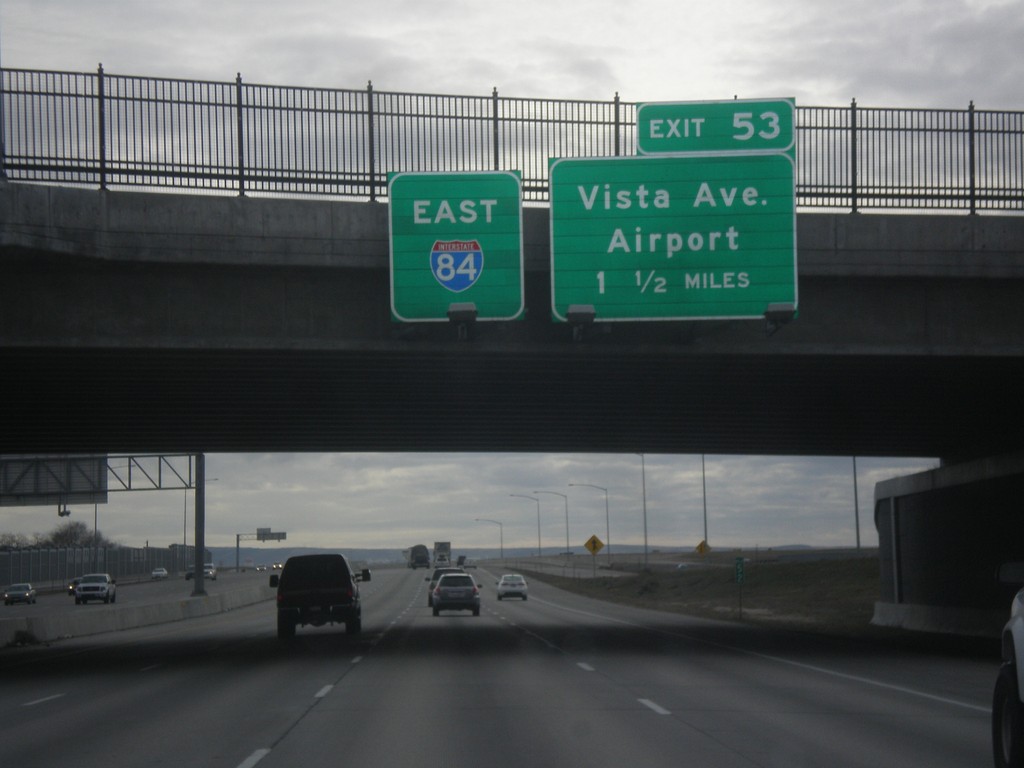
(0, 454, 197, 508)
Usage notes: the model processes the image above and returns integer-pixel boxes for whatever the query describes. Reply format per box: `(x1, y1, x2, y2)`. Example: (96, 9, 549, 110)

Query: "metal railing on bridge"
(2, 66, 1021, 212)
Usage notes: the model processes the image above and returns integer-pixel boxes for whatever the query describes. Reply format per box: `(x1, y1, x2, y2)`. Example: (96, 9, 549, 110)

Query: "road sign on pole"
(389, 171, 524, 322)
(637, 98, 795, 155)
(549, 153, 796, 322)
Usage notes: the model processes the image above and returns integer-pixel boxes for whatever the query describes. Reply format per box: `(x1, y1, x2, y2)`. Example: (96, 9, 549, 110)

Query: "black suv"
(269, 554, 371, 638)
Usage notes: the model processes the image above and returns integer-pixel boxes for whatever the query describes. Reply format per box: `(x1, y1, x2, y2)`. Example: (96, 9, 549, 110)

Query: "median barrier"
(1, 582, 275, 647)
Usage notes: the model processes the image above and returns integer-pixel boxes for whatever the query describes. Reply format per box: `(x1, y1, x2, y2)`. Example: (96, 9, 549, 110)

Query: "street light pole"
(639, 454, 649, 570)
(535, 490, 569, 557)
(510, 494, 542, 556)
(852, 456, 861, 550)
(701, 454, 708, 548)
(569, 483, 610, 563)
(182, 488, 188, 573)
(475, 518, 504, 560)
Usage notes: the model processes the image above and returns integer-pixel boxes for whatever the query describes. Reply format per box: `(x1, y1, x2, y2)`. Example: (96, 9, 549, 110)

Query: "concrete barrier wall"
(1, 583, 275, 647)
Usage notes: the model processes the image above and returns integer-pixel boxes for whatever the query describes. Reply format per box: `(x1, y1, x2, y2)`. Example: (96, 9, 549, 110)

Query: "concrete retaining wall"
(873, 451, 1024, 637)
(1, 583, 275, 647)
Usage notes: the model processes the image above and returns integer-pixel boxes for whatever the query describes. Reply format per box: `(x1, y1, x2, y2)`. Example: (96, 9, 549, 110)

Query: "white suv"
(994, 581, 1024, 767)
(74, 573, 117, 604)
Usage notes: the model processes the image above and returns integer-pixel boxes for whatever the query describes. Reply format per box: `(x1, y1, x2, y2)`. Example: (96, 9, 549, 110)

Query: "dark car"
(269, 554, 371, 639)
(4, 583, 37, 605)
(425, 566, 465, 607)
(432, 573, 481, 616)
(67, 577, 81, 596)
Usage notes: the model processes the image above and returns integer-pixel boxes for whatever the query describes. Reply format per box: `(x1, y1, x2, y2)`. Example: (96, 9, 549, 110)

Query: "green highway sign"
(549, 154, 796, 322)
(389, 171, 524, 321)
(637, 98, 795, 155)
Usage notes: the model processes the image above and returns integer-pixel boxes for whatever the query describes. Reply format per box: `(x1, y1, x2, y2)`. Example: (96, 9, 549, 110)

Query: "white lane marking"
(23, 693, 65, 707)
(314, 685, 333, 698)
(235, 748, 271, 768)
(740, 652, 993, 714)
(140, 664, 162, 672)
(639, 698, 671, 715)
(578, 662, 595, 672)
(351, 656, 363, 664)
(528, 595, 989, 713)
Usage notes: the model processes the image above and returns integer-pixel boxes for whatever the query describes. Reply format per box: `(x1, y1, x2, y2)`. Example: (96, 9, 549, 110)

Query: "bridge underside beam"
(2, 346, 1020, 458)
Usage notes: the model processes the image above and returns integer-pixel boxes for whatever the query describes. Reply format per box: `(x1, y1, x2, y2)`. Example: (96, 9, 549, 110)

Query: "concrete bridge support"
(873, 452, 1024, 637)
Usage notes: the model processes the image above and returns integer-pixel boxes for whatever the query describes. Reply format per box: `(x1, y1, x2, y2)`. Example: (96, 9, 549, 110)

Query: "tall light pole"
(183, 466, 218, 580)
(93, 501, 99, 572)
(475, 518, 504, 560)
(569, 482, 610, 563)
(638, 454, 649, 570)
(535, 490, 569, 556)
(510, 494, 542, 556)
(183, 488, 188, 573)
(701, 454, 708, 548)
(852, 456, 861, 550)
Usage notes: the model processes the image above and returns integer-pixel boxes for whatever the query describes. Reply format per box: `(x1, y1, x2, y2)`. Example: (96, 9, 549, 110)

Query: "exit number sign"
(637, 98, 795, 155)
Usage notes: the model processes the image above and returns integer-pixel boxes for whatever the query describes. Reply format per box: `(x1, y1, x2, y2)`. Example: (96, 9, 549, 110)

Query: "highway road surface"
(1, 566, 997, 767)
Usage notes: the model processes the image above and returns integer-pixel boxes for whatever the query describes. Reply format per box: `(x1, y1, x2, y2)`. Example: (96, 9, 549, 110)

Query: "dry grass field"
(521, 551, 1000, 655)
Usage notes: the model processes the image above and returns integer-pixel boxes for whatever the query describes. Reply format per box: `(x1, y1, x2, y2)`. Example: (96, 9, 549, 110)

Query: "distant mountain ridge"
(208, 544, 698, 567)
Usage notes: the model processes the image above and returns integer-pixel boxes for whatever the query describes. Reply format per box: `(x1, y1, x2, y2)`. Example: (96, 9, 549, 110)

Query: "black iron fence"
(2, 67, 1022, 212)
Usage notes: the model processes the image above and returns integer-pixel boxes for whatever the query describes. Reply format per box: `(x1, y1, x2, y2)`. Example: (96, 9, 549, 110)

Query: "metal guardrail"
(2, 67, 1022, 212)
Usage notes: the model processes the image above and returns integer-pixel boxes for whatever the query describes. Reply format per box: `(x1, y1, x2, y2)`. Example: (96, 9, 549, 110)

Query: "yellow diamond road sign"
(585, 535, 604, 555)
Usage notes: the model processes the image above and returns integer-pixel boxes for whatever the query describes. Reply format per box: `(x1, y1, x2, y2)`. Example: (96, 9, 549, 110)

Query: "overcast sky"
(1, 0, 1020, 108)
(2, 453, 938, 552)
(0, 2, 987, 551)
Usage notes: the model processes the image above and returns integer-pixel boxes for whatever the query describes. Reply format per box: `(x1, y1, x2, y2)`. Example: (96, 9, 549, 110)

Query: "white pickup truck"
(994, 565, 1024, 767)
(74, 573, 117, 604)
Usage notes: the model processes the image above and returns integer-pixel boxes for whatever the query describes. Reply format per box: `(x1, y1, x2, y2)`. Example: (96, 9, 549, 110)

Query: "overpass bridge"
(1, 70, 1023, 634)
(2, 180, 1023, 461)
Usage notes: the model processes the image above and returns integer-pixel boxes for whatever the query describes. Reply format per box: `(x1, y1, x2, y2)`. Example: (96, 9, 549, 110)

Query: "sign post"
(584, 534, 604, 576)
(389, 171, 524, 322)
(735, 556, 745, 619)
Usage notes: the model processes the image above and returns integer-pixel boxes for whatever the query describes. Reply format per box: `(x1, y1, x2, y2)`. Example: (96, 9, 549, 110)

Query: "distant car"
(256, 564, 267, 572)
(150, 567, 169, 580)
(272, 562, 283, 570)
(994, 585, 1024, 767)
(425, 566, 465, 607)
(67, 577, 81, 596)
(496, 574, 528, 601)
(75, 573, 116, 604)
(4, 583, 37, 605)
(432, 573, 481, 616)
(185, 563, 217, 580)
